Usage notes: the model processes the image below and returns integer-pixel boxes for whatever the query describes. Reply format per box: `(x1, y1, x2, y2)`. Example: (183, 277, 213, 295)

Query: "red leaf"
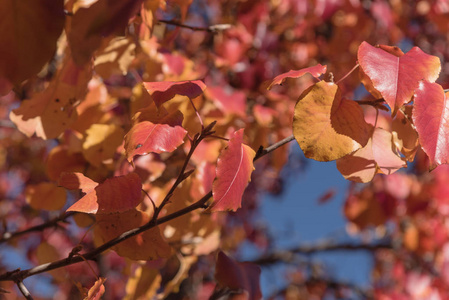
(142, 80, 206, 107)
(66, 173, 142, 214)
(210, 129, 255, 212)
(358, 41, 440, 114)
(206, 86, 247, 117)
(214, 251, 262, 300)
(413, 81, 449, 169)
(267, 64, 327, 90)
(58, 172, 98, 194)
(124, 121, 187, 162)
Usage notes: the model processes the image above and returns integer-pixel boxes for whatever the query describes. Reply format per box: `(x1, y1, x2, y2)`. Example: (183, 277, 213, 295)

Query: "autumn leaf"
(210, 129, 255, 212)
(358, 41, 441, 114)
(0, 0, 64, 92)
(68, 0, 144, 66)
(214, 251, 262, 300)
(206, 86, 247, 117)
(96, 208, 171, 261)
(124, 121, 187, 162)
(65, 173, 142, 214)
(336, 128, 406, 182)
(25, 182, 67, 211)
(10, 56, 92, 139)
(413, 81, 449, 169)
(58, 172, 98, 194)
(142, 80, 206, 107)
(267, 64, 327, 90)
(94, 36, 136, 78)
(293, 81, 372, 161)
(82, 124, 124, 167)
(46, 146, 86, 181)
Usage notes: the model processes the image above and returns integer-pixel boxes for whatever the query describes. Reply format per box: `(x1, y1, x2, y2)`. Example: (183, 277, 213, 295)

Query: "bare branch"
(17, 281, 33, 300)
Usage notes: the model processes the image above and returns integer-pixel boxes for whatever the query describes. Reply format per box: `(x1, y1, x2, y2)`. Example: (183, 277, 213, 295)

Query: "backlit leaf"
(206, 86, 246, 117)
(413, 81, 449, 169)
(267, 64, 327, 90)
(58, 172, 98, 194)
(210, 129, 255, 212)
(82, 124, 124, 167)
(293, 81, 372, 161)
(85, 277, 106, 300)
(25, 182, 67, 211)
(0, 0, 64, 90)
(358, 41, 441, 114)
(337, 128, 406, 182)
(214, 251, 262, 300)
(142, 80, 206, 107)
(96, 208, 171, 261)
(66, 173, 142, 214)
(124, 121, 187, 162)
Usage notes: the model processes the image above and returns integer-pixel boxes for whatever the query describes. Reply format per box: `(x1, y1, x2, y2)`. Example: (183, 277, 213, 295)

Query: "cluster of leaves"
(2, 0, 449, 299)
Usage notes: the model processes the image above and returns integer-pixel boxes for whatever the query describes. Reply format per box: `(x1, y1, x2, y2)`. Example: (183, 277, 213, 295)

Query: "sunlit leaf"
(358, 41, 441, 114)
(82, 124, 124, 167)
(66, 173, 142, 214)
(85, 277, 106, 300)
(413, 81, 449, 169)
(293, 81, 372, 161)
(210, 129, 255, 212)
(142, 80, 206, 107)
(124, 121, 187, 162)
(267, 64, 327, 90)
(58, 172, 98, 194)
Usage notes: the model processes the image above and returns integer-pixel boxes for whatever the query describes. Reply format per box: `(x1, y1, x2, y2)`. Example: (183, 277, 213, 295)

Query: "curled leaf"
(267, 64, 327, 90)
(142, 80, 206, 107)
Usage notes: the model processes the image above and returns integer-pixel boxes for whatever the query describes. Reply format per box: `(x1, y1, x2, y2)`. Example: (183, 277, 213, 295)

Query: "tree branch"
(158, 19, 232, 33)
(252, 240, 393, 265)
(16, 281, 33, 300)
(0, 132, 295, 283)
(0, 212, 75, 244)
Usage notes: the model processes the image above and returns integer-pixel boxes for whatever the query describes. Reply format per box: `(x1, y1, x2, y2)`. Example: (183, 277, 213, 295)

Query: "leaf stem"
(157, 19, 232, 33)
(335, 63, 359, 85)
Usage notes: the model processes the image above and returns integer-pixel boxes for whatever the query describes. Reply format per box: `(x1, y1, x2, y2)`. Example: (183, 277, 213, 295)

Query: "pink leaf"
(66, 173, 142, 214)
(267, 64, 327, 90)
(413, 81, 449, 169)
(358, 41, 440, 114)
(210, 129, 255, 212)
(124, 121, 187, 162)
(142, 80, 206, 107)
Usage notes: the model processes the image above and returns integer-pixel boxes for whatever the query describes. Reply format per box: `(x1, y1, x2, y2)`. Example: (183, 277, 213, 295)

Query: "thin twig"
(0, 132, 295, 283)
(158, 19, 232, 33)
(335, 63, 359, 85)
(16, 281, 33, 300)
(0, 212, 75, 244)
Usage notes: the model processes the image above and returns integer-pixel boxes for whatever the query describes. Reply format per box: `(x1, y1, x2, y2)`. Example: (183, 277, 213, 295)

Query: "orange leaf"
(413, 81, 449, 169)
(267, 64, 327, 90)
(358, 42, 440, 114)
(96, 208, 171, 260)
(66, 173, 142, 214)
(0, 0, 64, 90)
(82, 124, 124, 167)
(25, 182, 67, 211)
(58, 172, 98, 194)
(210, 129, 255, 212)
(10, 56, 92, 139)
(124, 121, 187, 162)
(142, 80, 206, 107)
(293, 81, 372, 161)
